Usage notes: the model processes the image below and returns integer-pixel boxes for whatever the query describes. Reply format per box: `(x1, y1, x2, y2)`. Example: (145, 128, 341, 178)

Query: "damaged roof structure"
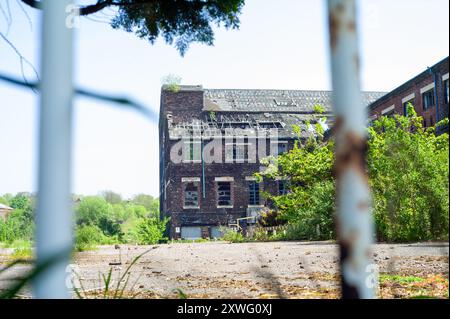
(166, 87, 385, 140)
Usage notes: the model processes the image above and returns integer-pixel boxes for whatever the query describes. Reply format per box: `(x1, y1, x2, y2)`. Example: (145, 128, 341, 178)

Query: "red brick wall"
(368, 57, 449, 129)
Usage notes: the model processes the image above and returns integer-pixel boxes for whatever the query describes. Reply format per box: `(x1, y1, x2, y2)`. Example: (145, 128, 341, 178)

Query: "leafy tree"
(76, 196, 112, 226)
(368, 111, 449, 241)
(100, 190, 123, 205)
(75, 225, 112, 251)
(0, 194, 13, 206)
(130, 194, 159, 218)
(257, 137, 335, 240)
(10, 193, 31, 211)
(124, 217, 168, 244)
(0, 208, 35, 243)
(1, 191, 165, 247)
(259, 110, 449, 242)
(76, 196, 121, 237)
(21, 0, 245, 56)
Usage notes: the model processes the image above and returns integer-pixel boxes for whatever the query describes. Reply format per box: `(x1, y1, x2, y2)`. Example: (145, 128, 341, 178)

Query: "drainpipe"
(327, 0, 376, 299)
(201, 140, 206, 198)
(429, 68, 440, 126)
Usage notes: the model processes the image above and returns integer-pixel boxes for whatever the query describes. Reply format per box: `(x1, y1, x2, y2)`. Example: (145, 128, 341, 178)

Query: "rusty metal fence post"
(326, 0, 376, 298)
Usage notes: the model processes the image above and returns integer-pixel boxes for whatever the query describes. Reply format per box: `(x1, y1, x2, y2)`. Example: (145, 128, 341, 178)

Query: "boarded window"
(217, 182, 232, 206)
(184, 182, 199, 207)
(422, 89, 435, 110)
(248, 181, 260, 205)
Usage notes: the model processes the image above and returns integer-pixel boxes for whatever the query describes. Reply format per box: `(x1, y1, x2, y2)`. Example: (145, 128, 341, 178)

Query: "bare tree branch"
(0, 31, 39, 92)
(16, 0, 33, 31)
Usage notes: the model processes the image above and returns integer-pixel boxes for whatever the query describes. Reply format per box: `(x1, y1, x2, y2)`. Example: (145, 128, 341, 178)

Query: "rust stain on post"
(327, 0, 375, 298)
(333, 132, 368, 183)
(328, 2, 345, 52)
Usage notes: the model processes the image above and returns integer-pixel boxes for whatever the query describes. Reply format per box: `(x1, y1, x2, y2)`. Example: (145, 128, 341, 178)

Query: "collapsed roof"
(166, 87, 386, 139)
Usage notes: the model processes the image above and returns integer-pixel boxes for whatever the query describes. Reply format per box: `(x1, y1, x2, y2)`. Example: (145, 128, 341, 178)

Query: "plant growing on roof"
(313, 104, 325, 114)
(161, 74, 182, 93)
(209, 111, 217, 121)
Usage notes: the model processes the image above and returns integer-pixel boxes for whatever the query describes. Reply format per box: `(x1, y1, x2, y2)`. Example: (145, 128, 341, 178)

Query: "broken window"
(217, 182, 232, 207)
(248, 181, 260, 206)
(184, 182, 199, 208)
(258, 121, 283, 129)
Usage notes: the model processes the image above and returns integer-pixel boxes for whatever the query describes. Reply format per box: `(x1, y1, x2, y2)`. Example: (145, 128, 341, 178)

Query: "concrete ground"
(0, 241, 448, 298)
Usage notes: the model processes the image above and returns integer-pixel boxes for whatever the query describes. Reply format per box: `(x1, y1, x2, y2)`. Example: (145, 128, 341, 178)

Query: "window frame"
(422, 89, 435, 110)
(248, 181, 260, 206)
(182, 180, 200, 209)
(278, 179, 289, 196)
(183, 140, 202, 163)
(225, 142, 251, 163)
(216, 181, 233, 208)
(444, 79, 449, 105)
(402, 100, 414, 116)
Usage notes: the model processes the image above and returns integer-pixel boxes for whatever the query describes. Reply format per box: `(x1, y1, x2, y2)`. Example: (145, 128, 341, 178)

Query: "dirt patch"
(1, 241, 448, 299)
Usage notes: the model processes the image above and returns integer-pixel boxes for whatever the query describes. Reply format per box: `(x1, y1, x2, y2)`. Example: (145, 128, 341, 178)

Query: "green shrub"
(0, 209, 34, 243)
(222, 228, 245, 243)
(75, 225, 112, 251)
(258, 113, 449, 242)
(122, 218, 168, 245)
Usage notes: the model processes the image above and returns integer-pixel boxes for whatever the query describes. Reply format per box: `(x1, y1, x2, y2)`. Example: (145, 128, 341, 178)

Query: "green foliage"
(161, 74, 182, 92)
(10, 240, 33, 259)
(100, 190, 123, 205)
(209, 111, 217, 121)
(1, 192, 163, 249)
(222, 228, 245, 243)
(131, 194, 160, 218)
(313, 104, 325, 114)
(368, 114, 449, 241)
(0, 194, 34, 243)
(261, 138, 335, 240)
(110, 0, 245, 56)
(124, 217, 169, 245)
(0, 193, 13, 205)
(260, 113, 449, 242)
(75, 225, 113, 251)
(379, 274, 425, 284)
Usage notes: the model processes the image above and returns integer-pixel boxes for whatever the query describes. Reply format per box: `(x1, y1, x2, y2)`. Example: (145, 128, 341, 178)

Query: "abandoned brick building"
(159, 86, 385, 239)
(368, 56, 449, 133)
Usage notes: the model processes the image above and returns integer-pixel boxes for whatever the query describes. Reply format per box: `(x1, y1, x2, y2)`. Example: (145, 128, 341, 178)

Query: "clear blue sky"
(0, 0, 448, 198)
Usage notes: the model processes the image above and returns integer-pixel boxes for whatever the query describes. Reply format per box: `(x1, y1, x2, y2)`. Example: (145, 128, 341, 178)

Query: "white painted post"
(326, 0, 376, 298)
(34, 0, 74, 299)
